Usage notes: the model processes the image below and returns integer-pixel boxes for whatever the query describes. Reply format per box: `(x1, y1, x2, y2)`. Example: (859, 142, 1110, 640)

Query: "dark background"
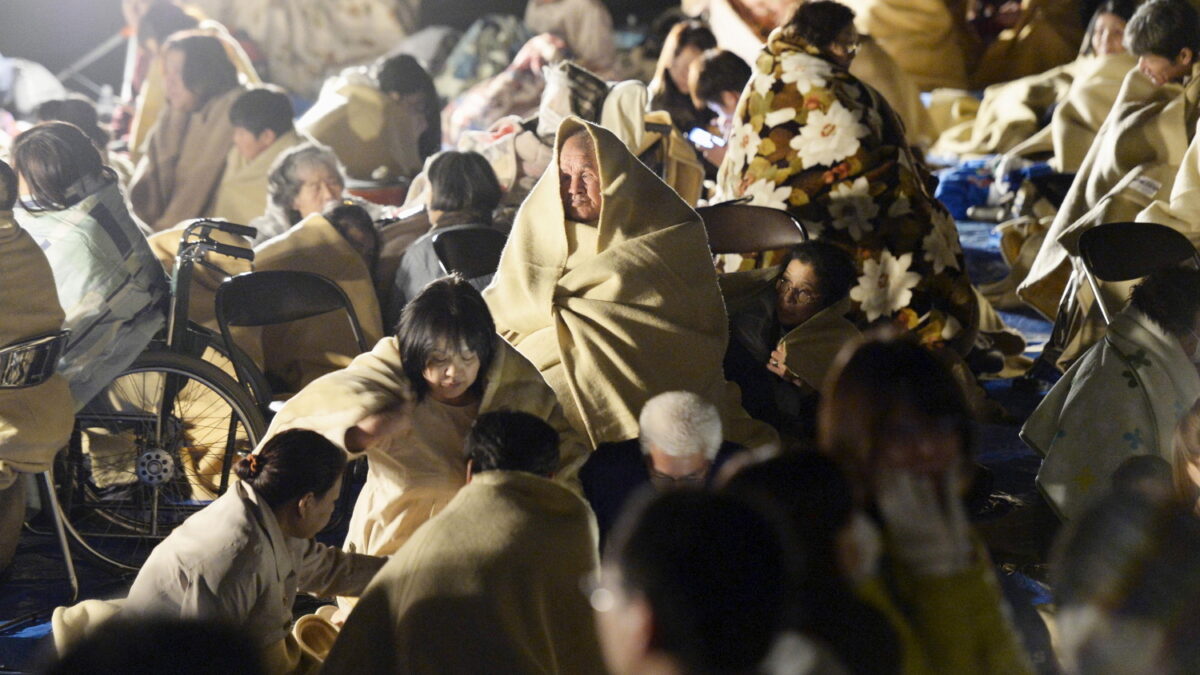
(2, 0, 680, 96)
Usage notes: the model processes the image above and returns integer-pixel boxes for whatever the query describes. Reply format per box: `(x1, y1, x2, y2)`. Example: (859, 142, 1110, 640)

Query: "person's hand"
(875, 469, 974, 577)
(767, 346, 804, 387)
(701, 143, 728, 168)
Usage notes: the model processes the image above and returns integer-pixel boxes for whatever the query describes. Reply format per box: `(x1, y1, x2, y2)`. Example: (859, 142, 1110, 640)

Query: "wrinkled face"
(645, 444, 711, 489)
(163, 48, 197, 113)
(422, 339, 481, 405)
(775, 259, 823, 327)
(826, 24, 861, 69)
(669, 44, 704, 93)
(298, 475, 342, 539)
(290, 163, 344, 219)
(559, 133, 603, 224)
(232, 127, 275, 162)
(1137, 49, 1194, 86)
(1090, 13, 1126, 57)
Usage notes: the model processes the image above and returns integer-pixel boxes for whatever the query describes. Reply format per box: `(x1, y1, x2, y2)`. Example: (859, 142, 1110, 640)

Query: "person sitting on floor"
(251, 200, 384, 394)
(208, 86, 304, 226)
(322, 410, 604, 674)
(722, 240, 862, 443)
(128, 32, 246, 232)
(119, 429, 387, 674)
(262, 276, 588, 564)
(298, 52, 440, 182)
(385, 150, 503, 328)
(580, 391, 746, 545)
(485, 117, 778, 452)
(1023, 266, 1200, 521)
(12, 121, 168, 410)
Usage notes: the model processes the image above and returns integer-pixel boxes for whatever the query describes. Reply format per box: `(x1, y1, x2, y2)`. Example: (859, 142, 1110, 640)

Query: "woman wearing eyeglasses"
(722, 240, 861, 443)
(714, 0, 979, 358)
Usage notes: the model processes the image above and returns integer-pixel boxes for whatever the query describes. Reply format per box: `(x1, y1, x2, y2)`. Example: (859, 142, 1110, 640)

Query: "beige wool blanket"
(484, 117, 777, 450)
(0, 216, 74, 487)
(252, 213, 384, 394)
(264, 334, 589, 557)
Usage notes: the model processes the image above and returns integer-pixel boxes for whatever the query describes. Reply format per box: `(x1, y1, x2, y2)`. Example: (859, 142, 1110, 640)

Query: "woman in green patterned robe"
(715, 0, 978, 354)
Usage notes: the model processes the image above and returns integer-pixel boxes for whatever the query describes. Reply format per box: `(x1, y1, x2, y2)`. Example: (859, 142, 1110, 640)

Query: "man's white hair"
(638, 391, 723, 460)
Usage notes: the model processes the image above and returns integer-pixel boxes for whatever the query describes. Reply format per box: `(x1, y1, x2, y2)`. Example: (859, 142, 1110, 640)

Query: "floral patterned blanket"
(715, 30, 977, 353)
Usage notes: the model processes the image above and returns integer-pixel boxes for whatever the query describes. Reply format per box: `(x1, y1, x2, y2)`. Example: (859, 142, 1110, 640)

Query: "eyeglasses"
(645, 459, 710, 487)
(775, 277, 819, 303)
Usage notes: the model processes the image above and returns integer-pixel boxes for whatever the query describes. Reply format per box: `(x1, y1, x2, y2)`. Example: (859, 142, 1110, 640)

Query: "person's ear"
(720, 91, 740, 115)
(1180, 47, 1195, 67)
(296, 491, 317, 519)
(625, 594, 656, 656)
(258, 128, 277, 148)
(465, 458, 475, 484)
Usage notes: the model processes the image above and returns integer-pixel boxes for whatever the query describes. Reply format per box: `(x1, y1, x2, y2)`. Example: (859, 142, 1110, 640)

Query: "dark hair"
(651, 20, 718, 98)
(781, 0, 857, 52)
(1052, 492, 1200, 673)
(236, 429, 346, 509)
(780, 239, 858, 311)
(465, 410, 560, 477)
(1081, 0, 1140, 55)
(428, 151, 502, 218)
(323, 200, 380, 271)
(397, 275, 496, 402)
(36, 96, 109, 153)
(723, 452, 902, 675)
(0, 160, 17, 211)
(164, 33, 239, 107)
(229, 86, 294, 138)
(605, 490, 792, 673)
(1126, 0, 1200, 58)
(818, 332, 974, 491)
(44, 617, 264, 675)
(1129, 266, 1200, 337)
(373, 52, 441, 160)
(12, 122, 112, 211)
(137, 1, 199, 48)
(690, 49, 751, 108)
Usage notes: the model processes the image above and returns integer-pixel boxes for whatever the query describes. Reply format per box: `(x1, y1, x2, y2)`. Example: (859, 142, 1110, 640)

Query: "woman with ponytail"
(123, 429, 387, 673)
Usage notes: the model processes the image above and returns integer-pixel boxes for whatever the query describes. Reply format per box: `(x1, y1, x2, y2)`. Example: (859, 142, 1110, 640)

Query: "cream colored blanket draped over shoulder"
(484, 117, 777, 451)
(1137, 104, 1200, 243)
(263, 335, 589, 557)
(839, 0, 978, 91)
(0, 216, 74, 487)
(252, 213, 384, 394)
(1018, 68, 1200, 321)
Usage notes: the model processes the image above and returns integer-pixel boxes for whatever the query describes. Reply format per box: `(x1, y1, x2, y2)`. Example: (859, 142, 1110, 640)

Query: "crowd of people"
(5, 0, 1200, 672)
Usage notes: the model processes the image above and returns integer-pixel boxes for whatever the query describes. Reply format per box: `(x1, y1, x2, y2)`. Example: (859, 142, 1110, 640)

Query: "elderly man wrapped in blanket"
(261, 279, 590, 564)
(484, 117, 778, 451)
(1022, 268, 1200, 521)
(0, 170, 74, 570)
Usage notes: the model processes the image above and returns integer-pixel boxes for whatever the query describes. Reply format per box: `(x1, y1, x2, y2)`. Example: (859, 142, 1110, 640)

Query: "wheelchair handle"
(181, 218, 258, 241)
(205, 242, 255, 262)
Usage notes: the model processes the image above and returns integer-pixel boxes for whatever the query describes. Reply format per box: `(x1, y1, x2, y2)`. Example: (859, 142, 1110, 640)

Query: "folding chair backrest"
(1078, 221, 1200, 323)
(432, 228, 508, 280)
(696, 204, 809, 255)
(215, 270, 370, 405)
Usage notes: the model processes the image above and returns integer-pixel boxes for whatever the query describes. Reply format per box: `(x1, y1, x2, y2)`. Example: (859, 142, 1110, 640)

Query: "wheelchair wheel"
(57, 351, 266, 572)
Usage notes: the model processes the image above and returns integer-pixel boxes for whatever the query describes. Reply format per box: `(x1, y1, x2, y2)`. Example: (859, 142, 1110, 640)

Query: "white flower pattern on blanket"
(790, 101, 868, 169)
(850, 251, 921, 321)
(828, 177, 879, 240)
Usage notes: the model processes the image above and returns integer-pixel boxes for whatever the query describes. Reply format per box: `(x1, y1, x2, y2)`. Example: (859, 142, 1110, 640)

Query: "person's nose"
(569, 173, 585, 196)
(318, 182, 337, 203)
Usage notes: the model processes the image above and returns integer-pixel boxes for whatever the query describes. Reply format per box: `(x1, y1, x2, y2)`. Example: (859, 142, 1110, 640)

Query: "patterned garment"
(715, 30, 978, 352)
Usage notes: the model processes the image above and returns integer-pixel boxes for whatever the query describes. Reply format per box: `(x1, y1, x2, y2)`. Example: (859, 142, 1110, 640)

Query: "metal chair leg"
(39, 469, 78, 604)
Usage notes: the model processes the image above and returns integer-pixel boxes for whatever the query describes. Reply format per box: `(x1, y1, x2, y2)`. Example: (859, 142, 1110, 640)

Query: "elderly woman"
(250, 141, 350, 244)
(13, 122, 168, 410)
(128, 32, 245, 232)
(123, 429, 387, 674)
(1024, 266, 1200, 521)
(820, 334, 1034, 673)
(648, 20, 718, 133)
(716, 1, 978, 355)
(723, 240, 861, 441)
(263, 276, 588, 562)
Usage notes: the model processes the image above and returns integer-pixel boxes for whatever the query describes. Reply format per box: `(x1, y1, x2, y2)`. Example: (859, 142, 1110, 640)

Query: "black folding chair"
(1078, 221, 1200, 324)
(696, 203, 809, 256)
(215, 270, 370, 409)
(432, 228, 509, 280)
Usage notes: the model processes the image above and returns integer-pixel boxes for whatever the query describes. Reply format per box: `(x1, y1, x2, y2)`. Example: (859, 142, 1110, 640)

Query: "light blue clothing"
(16, 176, 168, 409)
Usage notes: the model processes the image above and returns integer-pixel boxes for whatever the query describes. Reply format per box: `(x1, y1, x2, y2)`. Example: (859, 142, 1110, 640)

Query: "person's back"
(12, 122, 167, 409)
(323, 411, 604, 674)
